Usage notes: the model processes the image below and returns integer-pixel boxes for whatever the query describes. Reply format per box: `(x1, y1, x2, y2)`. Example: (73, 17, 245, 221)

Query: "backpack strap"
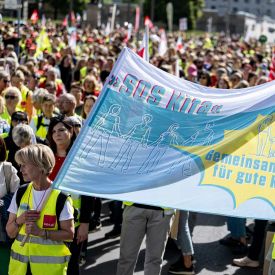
(56, 192, 70, 229)
(16, 184, 28, 208)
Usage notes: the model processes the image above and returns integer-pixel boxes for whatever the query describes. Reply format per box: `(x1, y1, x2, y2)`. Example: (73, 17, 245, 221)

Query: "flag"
(62, 15, 68, 27)
(134, 6, 140, 32)
(53, 47, 275, 220)
(158, 29, 167, 56)
(70, 11, 76, 25)
(137, 25, 149, 61)
(69, 28, 77, 50)
(35, 28, 52, 56)
(30, 10, 39, 24)
(176, 36, 183, 52)
(41, 14, 46, 28)
(144, 16, 153, 29)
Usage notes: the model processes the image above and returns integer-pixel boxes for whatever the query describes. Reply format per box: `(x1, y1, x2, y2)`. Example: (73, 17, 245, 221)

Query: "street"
(81, 201, 263, 275)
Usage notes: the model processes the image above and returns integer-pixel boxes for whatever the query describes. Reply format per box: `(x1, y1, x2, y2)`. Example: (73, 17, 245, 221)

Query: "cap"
(187, 64, 197, 77)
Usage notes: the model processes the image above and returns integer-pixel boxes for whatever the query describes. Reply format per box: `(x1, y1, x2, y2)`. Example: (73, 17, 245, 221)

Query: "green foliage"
(143, 0, 205, 30)
(46, 0, 89, 19)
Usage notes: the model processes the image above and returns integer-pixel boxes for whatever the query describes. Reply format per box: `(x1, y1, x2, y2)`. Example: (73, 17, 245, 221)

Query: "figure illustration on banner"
(110, 114, 152, 173)
(257, 114, 274, 157)
(79, 104, 122, 165)
(183, 121, 215, 146)
(137, 123, 182, 174)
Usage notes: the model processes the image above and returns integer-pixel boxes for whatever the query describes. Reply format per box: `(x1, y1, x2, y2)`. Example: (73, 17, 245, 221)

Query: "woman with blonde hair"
(1, 87, 22, 124)
(6, 144, 74, 275)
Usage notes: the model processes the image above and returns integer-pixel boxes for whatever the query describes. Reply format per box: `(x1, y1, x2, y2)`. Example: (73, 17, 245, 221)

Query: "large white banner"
(54, 48, 275, 220)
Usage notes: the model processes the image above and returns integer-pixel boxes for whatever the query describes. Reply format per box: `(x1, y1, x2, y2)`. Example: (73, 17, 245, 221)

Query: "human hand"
(17, 210, 40, 225)
(25, 221, 43, 236)
(76, 223, 89, 244)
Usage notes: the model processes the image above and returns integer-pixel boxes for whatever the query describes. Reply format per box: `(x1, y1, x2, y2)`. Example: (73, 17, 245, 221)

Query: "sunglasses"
(200, 76, 207, 80)
(12, 118, 27, 123)
(3, 79, 10, 84)
(5, 95, 18, 100)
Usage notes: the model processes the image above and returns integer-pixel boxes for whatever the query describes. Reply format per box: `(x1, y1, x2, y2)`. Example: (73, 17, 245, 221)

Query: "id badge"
(43, 215, 57, 228)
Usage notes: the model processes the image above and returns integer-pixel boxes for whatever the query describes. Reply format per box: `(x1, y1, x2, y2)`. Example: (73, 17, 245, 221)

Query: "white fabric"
(0, 162, 20, 198)
(8, 186, 74, 221)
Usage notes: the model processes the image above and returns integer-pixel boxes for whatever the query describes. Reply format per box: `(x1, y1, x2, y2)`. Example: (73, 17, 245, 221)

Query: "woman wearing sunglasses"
(47, 116, 93, 275)
(2, 87, 22, 125)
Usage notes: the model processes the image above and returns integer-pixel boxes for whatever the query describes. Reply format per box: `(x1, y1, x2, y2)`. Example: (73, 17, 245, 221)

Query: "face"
(11, 76, 22, 89)
(0, 77, 11, 93)
(42, 101, 55, 117)
(52, 122, 72, 149)
(5, 92, 20, 109)
(20, 163, 42, 181)
(218, 79, 229, 89)
(58, 97, 74, 115)
(199, 75, 208, 86)
(84, 79, 95, 92)
(84, 97, 95, 117)
(71, 88, 82, 102)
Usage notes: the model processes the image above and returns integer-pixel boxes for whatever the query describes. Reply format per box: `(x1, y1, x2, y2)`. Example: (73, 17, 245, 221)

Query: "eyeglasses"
(5, 95, 18, 100)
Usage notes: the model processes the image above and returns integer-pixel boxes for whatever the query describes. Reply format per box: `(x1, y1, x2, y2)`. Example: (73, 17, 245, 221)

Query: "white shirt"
(8, 186, 74, 221)
(0, 162, 20, 199)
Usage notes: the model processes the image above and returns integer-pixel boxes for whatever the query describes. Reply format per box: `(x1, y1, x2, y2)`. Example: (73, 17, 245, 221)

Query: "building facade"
(204, 0, 275, 19)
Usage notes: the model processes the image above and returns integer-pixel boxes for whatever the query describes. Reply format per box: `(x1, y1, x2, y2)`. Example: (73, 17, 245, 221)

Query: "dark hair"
(46, 115, 76, 154)
(0, 137, 7, 162)
(81, 95, 97, 119)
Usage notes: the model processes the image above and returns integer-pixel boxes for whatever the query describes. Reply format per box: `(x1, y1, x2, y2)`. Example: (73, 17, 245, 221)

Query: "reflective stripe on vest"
(11, 250, 70, 264)
(16, 234, 62, 245)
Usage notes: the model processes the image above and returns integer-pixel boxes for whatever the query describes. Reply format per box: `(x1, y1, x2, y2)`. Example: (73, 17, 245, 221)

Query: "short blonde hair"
(15, 144, 55, 175)
(3, 86, 22, 102)
(12, 124, 35, 148)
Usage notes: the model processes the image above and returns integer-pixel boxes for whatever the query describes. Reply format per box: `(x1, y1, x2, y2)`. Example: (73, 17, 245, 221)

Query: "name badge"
(43, 215, 56, 228)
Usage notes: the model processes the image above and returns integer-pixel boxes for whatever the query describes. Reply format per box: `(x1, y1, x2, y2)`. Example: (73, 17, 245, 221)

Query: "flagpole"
(16, 0, 22, 57)
(144, 24, 149, 62)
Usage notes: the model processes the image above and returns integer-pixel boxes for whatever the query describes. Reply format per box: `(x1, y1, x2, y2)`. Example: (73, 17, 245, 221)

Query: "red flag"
(176, 36, 183, 52)
(30, 10, 39, 24)
(137, 47, 145, 58)
(62, 15, 68, 27)
(137, 25, 149, 61)
(134, 6, 140, 32)
(70, 11, 76, 25)
(144, 16, 153, 29)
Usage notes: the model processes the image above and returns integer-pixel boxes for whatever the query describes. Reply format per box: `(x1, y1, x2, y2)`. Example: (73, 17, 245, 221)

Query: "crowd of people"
(0, 18, 274, 275)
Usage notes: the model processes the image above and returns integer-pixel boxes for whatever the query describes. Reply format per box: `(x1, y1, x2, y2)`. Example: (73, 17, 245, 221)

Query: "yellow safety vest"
(9, 183, 72, 275)
(32, 115, 50, 139)
(71, 193, 81, 228)
(272, 234, 275, 259)
(20, 85, 30, 112)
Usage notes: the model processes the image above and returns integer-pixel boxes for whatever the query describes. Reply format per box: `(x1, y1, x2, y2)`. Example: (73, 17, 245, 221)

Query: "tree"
(143, 0, 204, 30)
(46, 0, 89, 19)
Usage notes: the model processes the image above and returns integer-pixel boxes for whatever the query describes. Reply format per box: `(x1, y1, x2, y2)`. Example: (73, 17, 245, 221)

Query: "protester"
(47, 116, 93, 275)
(6, 144, 74, 275)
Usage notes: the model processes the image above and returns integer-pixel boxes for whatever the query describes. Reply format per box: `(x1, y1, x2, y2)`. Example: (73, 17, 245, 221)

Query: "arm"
(76, 195, 93, 244)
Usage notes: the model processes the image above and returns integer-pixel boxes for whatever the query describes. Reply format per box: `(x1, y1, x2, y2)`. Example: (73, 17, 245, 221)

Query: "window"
(234, 0, 238, 2)
(267, 10, 272, 16)
(233, 7, 238, 12)
(244, 0, 249, 3)
(255, 0, 260, 3)
(211, 5, 216, 9)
